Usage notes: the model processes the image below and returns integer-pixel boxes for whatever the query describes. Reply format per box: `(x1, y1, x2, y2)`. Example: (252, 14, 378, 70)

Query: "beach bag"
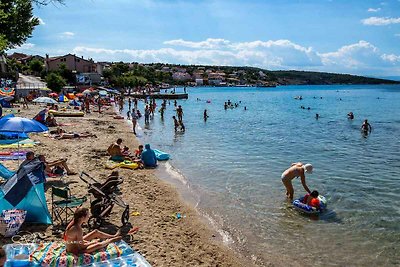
(0, 209, 27, 237)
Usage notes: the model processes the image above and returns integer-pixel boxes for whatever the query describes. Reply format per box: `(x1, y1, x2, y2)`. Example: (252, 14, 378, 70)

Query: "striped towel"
(31, 242, 122, 267)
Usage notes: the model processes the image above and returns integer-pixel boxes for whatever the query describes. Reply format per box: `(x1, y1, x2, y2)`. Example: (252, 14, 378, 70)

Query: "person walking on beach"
(176, 105, 184, 122)
(361, 119, 372, 135)
(281, 162, 313, 200)
(119, 98, 124, 112)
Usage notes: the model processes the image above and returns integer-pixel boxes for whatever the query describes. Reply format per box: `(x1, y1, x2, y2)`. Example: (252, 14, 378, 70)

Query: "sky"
(9, 0, 400, 77)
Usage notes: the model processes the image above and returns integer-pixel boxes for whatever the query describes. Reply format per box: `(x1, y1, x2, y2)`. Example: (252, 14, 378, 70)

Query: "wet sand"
(0, 104, 251, 267)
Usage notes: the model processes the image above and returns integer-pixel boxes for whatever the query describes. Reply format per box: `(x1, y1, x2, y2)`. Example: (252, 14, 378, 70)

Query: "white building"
(195, 78, 204, 86)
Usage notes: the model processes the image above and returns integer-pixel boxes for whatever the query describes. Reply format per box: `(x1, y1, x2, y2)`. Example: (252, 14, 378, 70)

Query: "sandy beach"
(0, 103, 251, 267)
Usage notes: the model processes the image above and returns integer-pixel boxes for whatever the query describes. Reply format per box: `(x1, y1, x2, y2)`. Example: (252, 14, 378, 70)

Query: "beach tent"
(0, 97, 11, 108)
(66, 93, 75, 100)
(58, 94, 69, 102)
(69, 99, 81, 107)
(0, 159, 51, 224)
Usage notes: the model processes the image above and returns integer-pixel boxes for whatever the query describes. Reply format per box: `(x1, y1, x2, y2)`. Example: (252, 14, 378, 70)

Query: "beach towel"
(31, 242, 122, 267)
(0, 139, 39, 149)
(0, 155, 26, 161)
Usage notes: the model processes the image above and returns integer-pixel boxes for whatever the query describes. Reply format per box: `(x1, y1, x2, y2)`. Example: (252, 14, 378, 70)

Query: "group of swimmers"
(224, 99, 241, 110)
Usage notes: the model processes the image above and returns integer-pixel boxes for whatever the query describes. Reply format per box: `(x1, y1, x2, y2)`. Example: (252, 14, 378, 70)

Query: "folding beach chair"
(51, 186, 87, 226)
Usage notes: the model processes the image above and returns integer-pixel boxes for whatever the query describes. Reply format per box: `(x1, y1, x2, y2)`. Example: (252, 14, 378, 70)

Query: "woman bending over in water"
(281, 162, 313, 200)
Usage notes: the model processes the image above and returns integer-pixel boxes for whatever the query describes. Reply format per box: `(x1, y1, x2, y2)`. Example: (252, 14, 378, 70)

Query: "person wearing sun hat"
(281, 162, 313, 200)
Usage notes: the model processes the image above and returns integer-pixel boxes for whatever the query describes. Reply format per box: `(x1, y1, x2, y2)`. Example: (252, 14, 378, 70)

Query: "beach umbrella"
(98, 90, 108, 96)
(48, 92, 58, 97)
(0, 116, 48, 133)
(32, 97, 58, 104)
(83, 89, 92, 96)
(0, 117, 48, 165)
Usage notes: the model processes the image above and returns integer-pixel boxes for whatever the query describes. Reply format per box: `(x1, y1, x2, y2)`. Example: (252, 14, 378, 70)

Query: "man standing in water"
(204, 109, 209, 121)
(131, 110, 138, 135)
(176, 105, 184, 122)
(361, 119, 372, 135)
(281, 162, 313, 200)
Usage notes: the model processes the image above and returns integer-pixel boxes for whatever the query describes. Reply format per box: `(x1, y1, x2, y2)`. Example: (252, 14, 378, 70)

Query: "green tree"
(0, 0, 39, 50)
(0, 0, 64, 52)
(46, 72, 66, 92)
(57, 63, 74, 84)
(29, 59, 43, 75)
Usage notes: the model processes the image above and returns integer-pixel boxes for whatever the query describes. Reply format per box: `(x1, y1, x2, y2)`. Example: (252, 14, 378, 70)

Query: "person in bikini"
(281, 162, 313, 200)
(64, 208, 138, 255)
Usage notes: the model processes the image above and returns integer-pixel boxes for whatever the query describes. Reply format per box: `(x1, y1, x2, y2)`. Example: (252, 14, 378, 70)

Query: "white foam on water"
(201, 211, 235, 245)
(164, 161, 188, 185)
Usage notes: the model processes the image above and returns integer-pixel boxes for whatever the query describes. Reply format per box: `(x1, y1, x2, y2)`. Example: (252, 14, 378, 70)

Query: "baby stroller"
(79, 172, 129, 229)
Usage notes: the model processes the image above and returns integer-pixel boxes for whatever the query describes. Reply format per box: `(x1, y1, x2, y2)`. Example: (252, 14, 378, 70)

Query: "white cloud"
(382, 54, 400, 63)
(38, 17, 45, 25)
(59, 32, 75, 39)
(367, 8, 381, 12)
(71, 38, 400, 76)
(319, 41, 383, 68)
(361, 16, 400, 25)
(18, 43, 36, 50)
(395, 33, 400, 37)
(164, 38, 230, 49)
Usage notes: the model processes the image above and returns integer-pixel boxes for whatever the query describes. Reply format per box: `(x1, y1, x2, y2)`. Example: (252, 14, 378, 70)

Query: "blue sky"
(9, 0, 400, 76)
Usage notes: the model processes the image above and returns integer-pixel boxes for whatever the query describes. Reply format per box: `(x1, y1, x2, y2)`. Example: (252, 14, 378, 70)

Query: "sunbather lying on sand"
(49, 127, 97, 139)
(38, 155, 77, 175)
(64, 208, 139, 255)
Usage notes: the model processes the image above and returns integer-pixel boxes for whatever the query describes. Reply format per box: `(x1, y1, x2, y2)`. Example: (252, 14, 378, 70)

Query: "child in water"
(302, 190, 320, 209)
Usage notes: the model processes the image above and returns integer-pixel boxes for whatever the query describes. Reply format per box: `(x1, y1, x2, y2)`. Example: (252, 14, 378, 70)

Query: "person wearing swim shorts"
(281, 162, 313, 200)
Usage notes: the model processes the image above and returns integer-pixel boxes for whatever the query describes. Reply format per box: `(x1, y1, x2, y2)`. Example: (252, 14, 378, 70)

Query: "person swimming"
(347, 112, 354, 120)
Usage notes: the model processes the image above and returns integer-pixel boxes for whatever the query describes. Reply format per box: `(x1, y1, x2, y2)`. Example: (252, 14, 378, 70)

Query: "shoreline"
(0, 104, 251, 266)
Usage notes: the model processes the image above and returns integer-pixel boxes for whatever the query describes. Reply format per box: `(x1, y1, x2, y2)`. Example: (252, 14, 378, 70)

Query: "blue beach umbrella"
(0, 116, 48, 133)
(0, 117, 48, 165)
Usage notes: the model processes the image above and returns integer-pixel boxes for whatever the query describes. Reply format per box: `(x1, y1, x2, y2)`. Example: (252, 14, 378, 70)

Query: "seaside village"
(0, 53, 252, 266)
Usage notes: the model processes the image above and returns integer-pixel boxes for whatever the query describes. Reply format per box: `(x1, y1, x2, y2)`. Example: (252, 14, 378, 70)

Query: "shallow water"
(123, 85, 400, 266)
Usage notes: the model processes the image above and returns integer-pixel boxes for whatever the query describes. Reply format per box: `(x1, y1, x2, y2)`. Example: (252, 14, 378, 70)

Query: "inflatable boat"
(293, 195, 327, 215)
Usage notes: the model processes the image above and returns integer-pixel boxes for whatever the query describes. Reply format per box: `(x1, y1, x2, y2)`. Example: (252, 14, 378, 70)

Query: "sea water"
(122, 85, 400, 266)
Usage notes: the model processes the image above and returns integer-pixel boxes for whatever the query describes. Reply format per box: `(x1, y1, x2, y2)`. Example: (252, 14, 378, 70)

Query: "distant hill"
(270, 70, 400, 85)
